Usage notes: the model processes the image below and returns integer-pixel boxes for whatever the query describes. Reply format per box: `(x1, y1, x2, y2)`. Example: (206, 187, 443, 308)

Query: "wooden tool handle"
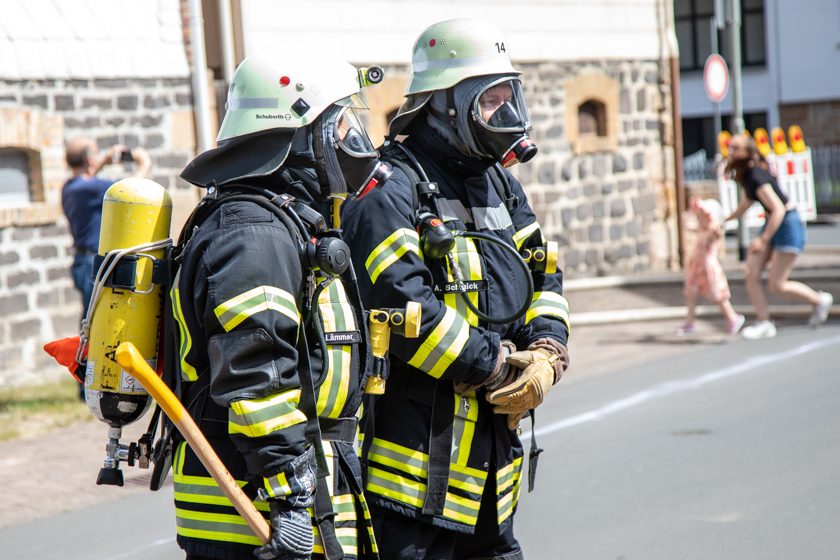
(116, 342, 271, 544)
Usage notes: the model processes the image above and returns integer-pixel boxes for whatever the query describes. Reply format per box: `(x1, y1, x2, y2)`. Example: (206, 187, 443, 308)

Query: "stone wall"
(0, 77, 199, 387)
(513, 59, 679, 277)
(360, 59, 680, 279)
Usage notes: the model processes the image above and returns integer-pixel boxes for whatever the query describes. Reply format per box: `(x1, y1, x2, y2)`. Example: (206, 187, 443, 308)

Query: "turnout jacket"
(170, 183, 376, 559)
(341, 129, 570, 534)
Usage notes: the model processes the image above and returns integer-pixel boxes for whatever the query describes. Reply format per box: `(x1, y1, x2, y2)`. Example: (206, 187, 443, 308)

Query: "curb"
(572, 304, 838, 326)
(565, 267, 840, 292)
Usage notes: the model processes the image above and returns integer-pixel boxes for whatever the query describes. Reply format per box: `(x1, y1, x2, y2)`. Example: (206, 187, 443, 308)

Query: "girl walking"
(678, 197, 745, 335)
(724, 135, 833, 339)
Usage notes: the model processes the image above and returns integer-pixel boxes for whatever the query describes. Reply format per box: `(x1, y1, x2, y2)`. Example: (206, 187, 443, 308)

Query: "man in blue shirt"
(62, 136, 152, 313)
(62, 136, 151, 397)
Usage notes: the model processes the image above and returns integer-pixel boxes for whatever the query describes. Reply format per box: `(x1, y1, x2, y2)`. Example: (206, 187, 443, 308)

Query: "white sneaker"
(741, 320, 777, 340)
(809, 292, 833, 327)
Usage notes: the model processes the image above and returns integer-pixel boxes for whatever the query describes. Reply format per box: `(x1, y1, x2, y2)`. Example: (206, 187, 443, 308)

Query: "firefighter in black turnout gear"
(341, 19, 571, 560)
(171, 47, 386, 559)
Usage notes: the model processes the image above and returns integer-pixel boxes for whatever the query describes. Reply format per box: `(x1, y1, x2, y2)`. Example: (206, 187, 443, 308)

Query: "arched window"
(578, 99, 607, 137)
(564, 72, 619, 154)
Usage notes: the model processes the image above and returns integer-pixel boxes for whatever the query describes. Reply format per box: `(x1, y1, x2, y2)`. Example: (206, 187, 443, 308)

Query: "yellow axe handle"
(115, 342, 271, 545)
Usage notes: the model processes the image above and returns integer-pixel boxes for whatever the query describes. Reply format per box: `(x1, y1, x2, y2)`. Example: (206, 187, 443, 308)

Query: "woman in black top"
(724, 135, 832, 339)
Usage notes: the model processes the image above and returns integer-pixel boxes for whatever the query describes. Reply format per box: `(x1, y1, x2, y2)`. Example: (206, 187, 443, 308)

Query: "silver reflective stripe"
(226, 97, 279, 110)
(472, 205, 513, 231)
(438, 198, 472, 223)
(438, 199, 513, 231)
(414, 54, 513, 73)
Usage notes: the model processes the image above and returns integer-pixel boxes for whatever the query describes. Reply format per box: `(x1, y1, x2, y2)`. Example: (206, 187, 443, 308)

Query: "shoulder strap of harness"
(379, 142, 445, 221)
(490, 162, 519, 213)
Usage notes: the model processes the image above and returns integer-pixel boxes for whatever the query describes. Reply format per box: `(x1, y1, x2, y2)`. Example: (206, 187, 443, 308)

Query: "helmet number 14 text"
(495, 42, 506, 53)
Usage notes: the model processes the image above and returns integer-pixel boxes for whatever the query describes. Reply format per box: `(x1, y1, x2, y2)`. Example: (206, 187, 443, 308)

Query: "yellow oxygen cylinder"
(85, 178, 172, 486)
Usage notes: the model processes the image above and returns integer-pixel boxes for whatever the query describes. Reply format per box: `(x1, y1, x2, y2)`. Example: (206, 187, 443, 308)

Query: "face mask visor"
(332, 102, 379, 159)
(472, 77, 532, 134)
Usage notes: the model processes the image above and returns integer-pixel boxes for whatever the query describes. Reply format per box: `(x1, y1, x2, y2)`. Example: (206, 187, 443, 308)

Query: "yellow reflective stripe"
(525, 290, 571, 329)
(228, 390, 306, 437)
(369, 449, 426, 478)
(368, 437, 428, 476)
(497, 456, 523, 494)
(365, 228, 420, 284)
(316, 280, 354, 418)
(175, 507, 264, 546)
(498, 472, 523, 524)
(513, 221, 541, 250)
(444, 237, 481, 327)
(452, 393, 478, 467)
(367, 437, 485, 495)
(214, 285, 299, 332)
(408, 307, 469, 378)
(171, 273, 198, 381)
(367, 467, 480, 525)
(450, 461, 487, 482)
(262, 471, 291, 499)
(311, 525, 359, 556)
(366, 466, 426, 507)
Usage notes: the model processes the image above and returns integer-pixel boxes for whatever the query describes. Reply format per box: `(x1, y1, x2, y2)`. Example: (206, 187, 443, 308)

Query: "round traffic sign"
(704, 54, 729, 103)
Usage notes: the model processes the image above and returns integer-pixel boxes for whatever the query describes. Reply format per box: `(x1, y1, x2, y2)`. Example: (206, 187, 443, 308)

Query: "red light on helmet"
(429, 39, 437, 47)
(279, 76, 291, 86)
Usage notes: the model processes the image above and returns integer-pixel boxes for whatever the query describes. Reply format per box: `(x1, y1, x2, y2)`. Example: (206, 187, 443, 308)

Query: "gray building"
(677, 0, 840, 158)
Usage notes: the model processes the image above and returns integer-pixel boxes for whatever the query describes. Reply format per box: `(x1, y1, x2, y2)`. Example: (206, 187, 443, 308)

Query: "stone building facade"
(0, 0, 682, 387)
(0, 79, 198, 386)
(366, 58, 679, 279)
(0, 0, 198, 386)
(515, 59, 677, 277)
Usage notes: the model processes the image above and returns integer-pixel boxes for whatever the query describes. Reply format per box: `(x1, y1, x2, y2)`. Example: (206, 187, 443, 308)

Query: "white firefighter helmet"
(389, 18, 521, 139)
(406, 18, 520, 95)
(181, 45, 383, 188)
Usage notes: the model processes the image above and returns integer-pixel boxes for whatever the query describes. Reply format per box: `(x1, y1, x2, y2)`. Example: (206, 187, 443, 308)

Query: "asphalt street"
(517, 324, 840, 559)
(1, 324, 838, 559)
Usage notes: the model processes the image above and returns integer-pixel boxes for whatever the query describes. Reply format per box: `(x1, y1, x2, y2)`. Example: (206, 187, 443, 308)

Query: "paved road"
(2, 325, 838, 559)
(517, 324, 840, 559)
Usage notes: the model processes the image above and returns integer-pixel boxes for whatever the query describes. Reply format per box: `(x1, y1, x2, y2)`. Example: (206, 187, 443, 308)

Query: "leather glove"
(254, 501, 313, 560)
(454, 340, 517, 394)
(486, 338, 569, 418)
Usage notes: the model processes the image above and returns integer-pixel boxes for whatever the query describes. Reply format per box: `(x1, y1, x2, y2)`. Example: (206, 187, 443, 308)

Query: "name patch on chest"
(433, 279, 489, 294)
(324, 331, 362, 345)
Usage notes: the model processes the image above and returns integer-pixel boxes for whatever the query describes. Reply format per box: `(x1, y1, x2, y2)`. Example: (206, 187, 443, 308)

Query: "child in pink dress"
(678, 197, 745, 335)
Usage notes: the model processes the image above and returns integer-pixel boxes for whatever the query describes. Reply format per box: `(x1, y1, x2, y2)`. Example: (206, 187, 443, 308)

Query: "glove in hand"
(454, 340, 517, 394)
(486, 339, 569, 420)
(254, 501, 313, 560)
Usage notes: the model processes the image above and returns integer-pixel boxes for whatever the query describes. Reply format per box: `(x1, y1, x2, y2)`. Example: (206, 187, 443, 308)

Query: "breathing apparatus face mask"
(470, 77, 537, 167)
(312, 96, 389, 201)
(332, 101, 387, 200)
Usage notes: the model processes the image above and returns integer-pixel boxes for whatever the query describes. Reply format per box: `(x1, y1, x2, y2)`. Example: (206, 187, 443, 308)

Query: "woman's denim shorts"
(762, 209, 806, 254)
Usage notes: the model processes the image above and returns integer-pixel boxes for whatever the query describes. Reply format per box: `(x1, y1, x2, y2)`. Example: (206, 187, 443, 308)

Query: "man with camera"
(61, 136, 151, 398)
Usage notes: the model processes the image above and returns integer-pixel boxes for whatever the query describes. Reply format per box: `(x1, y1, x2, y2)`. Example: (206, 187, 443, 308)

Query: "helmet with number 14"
(389, 18, 537, 167)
